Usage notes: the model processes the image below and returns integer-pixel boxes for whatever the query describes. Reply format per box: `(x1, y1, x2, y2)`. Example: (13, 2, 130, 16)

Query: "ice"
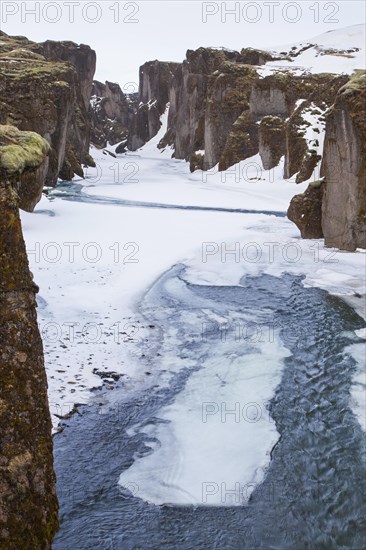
(118, 326, 290, 506)
(346, 342, 366, 432)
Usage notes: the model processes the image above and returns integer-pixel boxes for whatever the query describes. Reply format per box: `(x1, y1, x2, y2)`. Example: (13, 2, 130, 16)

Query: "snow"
(118, 331, 290, 506)
(260, 24, 365, 76)
(19, 25, 366, 502)
(22, 191, 256, 431)
(300, 102, 327, 158)
(83, 113, 309, 214)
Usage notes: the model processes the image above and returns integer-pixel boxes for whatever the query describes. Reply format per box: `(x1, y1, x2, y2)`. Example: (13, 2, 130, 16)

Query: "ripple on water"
(54, 271, 366, 550)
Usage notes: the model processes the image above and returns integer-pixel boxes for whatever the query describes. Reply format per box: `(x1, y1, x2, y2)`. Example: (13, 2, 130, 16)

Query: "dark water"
(53, 269, 366, 550)
(48, 182, 286, 217)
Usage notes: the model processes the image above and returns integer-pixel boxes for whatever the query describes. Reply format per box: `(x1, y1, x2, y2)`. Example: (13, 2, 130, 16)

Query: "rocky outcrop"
(0, 31, 96, 186)
(127, 61, 179, 150)
(287, 179, 324, 239)
(0, 125, 58, 548)
(282, 75, 348, 182)
(258, 116, 286, 170)
(35, 40, 96, 110)
(321, 71, 366, 250)
(287, 71, 366, 250)
(90, 80, 133, 149)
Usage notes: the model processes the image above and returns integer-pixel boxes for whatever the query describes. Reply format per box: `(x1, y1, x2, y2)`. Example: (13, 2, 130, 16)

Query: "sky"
(1, 1, 365, 89)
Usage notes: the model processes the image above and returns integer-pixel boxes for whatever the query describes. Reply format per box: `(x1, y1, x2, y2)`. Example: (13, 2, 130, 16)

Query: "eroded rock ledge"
(0, 125, 58, 548)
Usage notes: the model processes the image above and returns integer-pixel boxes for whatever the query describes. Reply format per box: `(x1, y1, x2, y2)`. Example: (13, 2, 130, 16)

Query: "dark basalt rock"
(258, 116, 286, 170)
(0, 125, 58, 548)
(286, 71, 365, 250)
(127, 60, 179, 151)
(321, 71, 366, 251)
(90, 80, 133, 149)
(287, 180, 324, 239)
(0, 32, 96, 187)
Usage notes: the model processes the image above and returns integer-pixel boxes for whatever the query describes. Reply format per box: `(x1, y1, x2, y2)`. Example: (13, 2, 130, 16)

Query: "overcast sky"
(1, 1, 365, 90)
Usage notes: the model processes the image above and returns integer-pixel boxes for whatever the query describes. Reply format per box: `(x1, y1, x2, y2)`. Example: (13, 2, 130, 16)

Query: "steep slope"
(128, 26, 364, 178)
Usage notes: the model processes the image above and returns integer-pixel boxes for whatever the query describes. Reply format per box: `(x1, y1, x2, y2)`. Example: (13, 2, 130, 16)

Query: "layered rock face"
(320, 71, 366, 251)
(127, 60, 179, 150)
(90, 80, 133, 149)
(288, 71, 366, 250)
(258, 116, 286, 170)
(0, 125, 58, 548)
(0, 31, 96, 187)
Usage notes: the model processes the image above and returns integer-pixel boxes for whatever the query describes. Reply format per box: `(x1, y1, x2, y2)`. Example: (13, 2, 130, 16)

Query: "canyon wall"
(321, 71, 366, 251)
(130, 48, 364, 251)
(127, 60, 180, 150)
(90, 80, 135, 150)
(0, 31, 96, 190)
(0, 125, 58, 548)
(129, 48, 347, 180)
(288, 70, 366, 251)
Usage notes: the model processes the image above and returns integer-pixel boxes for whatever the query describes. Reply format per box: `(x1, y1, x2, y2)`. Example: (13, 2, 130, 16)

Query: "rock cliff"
(127, 60, 179, 150)
(131, 44, 364, 252)
(143, 48, 347, 177)
(321, 71, 366, 250)
(288, 70, 366, 250)
(0, 125, 58, 548)
(90, 80, 134, 149)
(0, 31, 96, 188)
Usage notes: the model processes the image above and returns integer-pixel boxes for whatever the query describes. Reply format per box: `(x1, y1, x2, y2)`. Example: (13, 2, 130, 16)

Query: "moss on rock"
(0, 126, 58, 548)
(0, 125, 49, 175)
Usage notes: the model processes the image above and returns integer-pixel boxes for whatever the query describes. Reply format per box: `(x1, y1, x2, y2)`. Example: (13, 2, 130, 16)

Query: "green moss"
(0, 125, 49, 175)
(238, 47, 273, 65)
(260, 115, 285, 130)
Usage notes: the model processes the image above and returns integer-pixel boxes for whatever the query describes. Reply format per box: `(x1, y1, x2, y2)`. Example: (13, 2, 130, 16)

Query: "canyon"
(0, 24, 365, 546)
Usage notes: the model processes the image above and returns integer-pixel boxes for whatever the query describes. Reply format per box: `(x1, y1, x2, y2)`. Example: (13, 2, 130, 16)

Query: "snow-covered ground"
(83, 128, 308, 214)
(21, 111, 365, 446)
(260, 23, 365, 76)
